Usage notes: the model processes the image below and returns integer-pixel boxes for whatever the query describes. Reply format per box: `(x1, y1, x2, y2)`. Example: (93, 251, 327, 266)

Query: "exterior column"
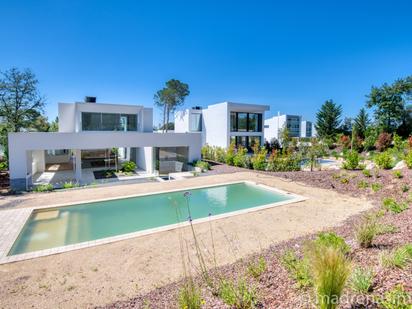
(74, 149, 82, 183)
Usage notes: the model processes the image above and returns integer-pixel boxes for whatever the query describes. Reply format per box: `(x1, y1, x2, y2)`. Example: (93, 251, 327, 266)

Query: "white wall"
(58, 103, 76, 132)
(202, 103, 229, 147)
(174, 110, 190, 133)
(264, 115, 286, 141)
(31, 150, 45, 174)
(136, 147, 154, 173)
(8, 132, 202, 179)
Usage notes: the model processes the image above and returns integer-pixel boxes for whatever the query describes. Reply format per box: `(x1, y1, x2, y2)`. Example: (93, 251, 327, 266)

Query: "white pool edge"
(0, 180, 306, 264)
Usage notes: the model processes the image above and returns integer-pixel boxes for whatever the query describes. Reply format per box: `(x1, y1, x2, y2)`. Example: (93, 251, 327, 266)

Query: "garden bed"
(100, 167, 412, 308)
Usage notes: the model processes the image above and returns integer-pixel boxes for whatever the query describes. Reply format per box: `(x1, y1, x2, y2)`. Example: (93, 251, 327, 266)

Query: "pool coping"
(0, 180, 306, 264)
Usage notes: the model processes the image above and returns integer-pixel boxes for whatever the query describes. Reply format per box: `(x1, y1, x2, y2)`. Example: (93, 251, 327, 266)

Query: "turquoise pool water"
(9, 182, 293, 255)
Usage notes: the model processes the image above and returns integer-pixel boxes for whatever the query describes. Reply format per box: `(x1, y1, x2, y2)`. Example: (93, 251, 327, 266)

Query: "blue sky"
(1, 0, 412, 126)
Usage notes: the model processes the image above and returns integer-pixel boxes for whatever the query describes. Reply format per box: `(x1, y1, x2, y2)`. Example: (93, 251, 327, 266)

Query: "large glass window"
(230, 112, 262, 132)
(82, 112, 138, 131)
(237, 113, 248, 132)
(189, 113, 202, 132)
(231, 136, 261, 151)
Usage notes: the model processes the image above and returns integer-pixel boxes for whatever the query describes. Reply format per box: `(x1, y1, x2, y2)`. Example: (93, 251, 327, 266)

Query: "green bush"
(314, 232, 350, 255)
(342, 151, 361, 170)
(0, 161, 7, 171)
(374, 152, 394, 169)
(307, 245, 351, 309)
(226, 143, 236, 166)
(355, 214, 379, 248)
(280, 250, 312, 288)
(362, 169, 372, 177)
(178, 280, 203, 309)
(380, 244, 412, 269)
(357, 180, 369, 189)
(349, 267, 374, 294)
(393, 170, 403, 179)
(379, 285, 412, 309)
(33, 184, 54, 192)
(218, 278, 258, 309)
(401, 184, 410, 193)
(371, 183, 382, 192)
(247, 256, 267, 279)
(375, 132, 392, 152)
(382, 198, 409, 214)
(195, 160, 210, 171)
(62, 181, 79, 189)
(405, 151, 412, 169)
(266, 152, 301, 172)
(250, 146, 267, 171)
(122, 161, 137, 173)
(233, 146, 249, 168)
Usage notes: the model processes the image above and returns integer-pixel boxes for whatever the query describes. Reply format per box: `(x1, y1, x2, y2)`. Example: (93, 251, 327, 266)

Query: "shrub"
(393, 170, 403, 179)
(357, 180, 369, 189)
(62, 181, 79, 189)
(340, 177, 349, 184)
(362, 169, 372, 177)
(376, 224, 399, 235)
(349, 267, 374, 294)
(382, 198, 409, 214)
(364, 128, 378, 151)
(178, 280, 203, 309)
(314, 232, 350, 255)
(379, 285, 412, 309)
(280, 250, 312, 288)
(201, 144, 213, 160)
(226, 142, 236, 166)
(374, 152, 394, 169)
(307, 245, 351, 309)
(355, 214, 379, 248)
(250, 146, 267, 171)
(33, 184, 54, 192)
(0, 161, 7, 171)
(218, 278, 258, 309)
(375, 132, 392, 152)
(122, 161, 136, 173)
(342, 151, 360, 170)
(233, 146, 249, 168)
(266, 151, 301, 172)
(401, 184, 410, 193)
(339, 135, 351, 149)
(408, 136, 412, 149)
(247, 256, 267, 279)
(195, 160, 210, 172)
(371, 183, 382, 192)
(405, 151, 412, 169)
(380, 244, 412, 269)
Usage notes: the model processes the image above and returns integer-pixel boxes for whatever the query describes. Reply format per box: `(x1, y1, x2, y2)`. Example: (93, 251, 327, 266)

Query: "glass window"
(125, 114, 137, 131)
(189, 113, 202, 132)
(101, 113, 120, 131)
(237, 113, 247, 132)
(249, 136, 261, 148)
(248, 113, 258, 132)
(82, 112, 101, 131)
(230, 112, 237, 132)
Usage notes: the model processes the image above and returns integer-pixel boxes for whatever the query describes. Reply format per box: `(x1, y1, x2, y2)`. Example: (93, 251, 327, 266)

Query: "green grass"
(379, 285, 412, 309)
(371, 183, 382, 192)
(280, 250, 312, 288)
(246, 256, 267, 279)
(362, 169, 372, 177)
(355, 214, 379, 248)
(380, 244, 412, 269)
(357, 180, 369, 189)
(178, 279, 203, 309)
(218, 278, 258, 309)
(349, 267, 374, 294)
(314, 232, 350, 255)
(393, 170, 403, 179)
(382, 198, 409, 214)
(33, 184, 54, 192)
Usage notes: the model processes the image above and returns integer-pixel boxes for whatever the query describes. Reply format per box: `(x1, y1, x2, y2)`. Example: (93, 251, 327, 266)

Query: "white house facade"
(175, 102, 269, 149)
(264, 114, 302, 142)
(8, 98, 201, 190)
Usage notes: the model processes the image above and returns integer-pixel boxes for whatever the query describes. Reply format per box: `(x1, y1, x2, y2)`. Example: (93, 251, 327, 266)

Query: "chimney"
(84, 96, 97, 103)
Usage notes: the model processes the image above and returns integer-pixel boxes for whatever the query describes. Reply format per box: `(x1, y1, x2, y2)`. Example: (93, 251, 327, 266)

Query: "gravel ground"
(101, 165, 412, 309)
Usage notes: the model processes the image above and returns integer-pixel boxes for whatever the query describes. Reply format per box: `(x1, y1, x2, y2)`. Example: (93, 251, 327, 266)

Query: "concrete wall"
(31, 150, 45, 174)
(8, 132, 201, 186)
(136, 147, 154, 173)
(202, 103, 229, 148)
(58, 103, 76, 132)
(264, 115, 286, 142)
(174, 110, 190, 133)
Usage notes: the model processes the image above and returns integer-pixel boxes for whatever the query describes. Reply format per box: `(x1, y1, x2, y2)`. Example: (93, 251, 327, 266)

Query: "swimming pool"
(9, 182, 302, 256)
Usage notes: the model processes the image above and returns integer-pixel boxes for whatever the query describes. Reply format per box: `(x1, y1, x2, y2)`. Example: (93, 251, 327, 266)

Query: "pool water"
(9, 182, 293, 256)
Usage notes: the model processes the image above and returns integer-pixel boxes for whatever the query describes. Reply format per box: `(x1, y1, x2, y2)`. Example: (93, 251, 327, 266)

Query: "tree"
(0, 68, 45, 133)
(315, 100, 342, 140)
(353, 108, 370, 138)
(366, 76, 412, 133)
(49, 116, 58, 132)
(279, 126, 291, 151)
(0, 68, 45, 161)
(340, 117, 353, 136)
(154, 79, 190, 132)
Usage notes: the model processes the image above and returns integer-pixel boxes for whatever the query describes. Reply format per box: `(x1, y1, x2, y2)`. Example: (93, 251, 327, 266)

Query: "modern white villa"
(8, 97, 202, 190)
(175, 101, 269, 149)
(264, 114, 316, 142)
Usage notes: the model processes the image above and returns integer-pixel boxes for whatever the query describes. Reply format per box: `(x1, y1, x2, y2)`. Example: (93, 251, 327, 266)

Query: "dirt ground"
(0, 172, 372, 309)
